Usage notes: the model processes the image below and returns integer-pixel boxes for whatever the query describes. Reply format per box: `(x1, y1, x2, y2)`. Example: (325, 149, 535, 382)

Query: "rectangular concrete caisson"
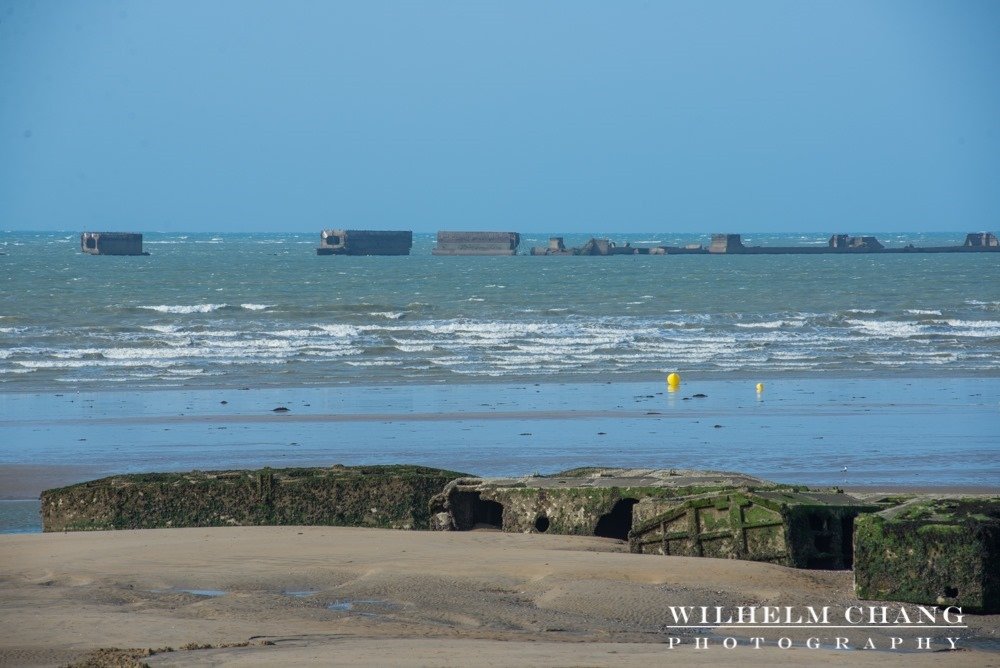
(432, 231, 520, 256)
(80, 232, 147, 256)
(316, 229, 413, 255)
(630, 489, 880, 569)
(854, 497, 1000, 613)
(41, 465, 468, 532)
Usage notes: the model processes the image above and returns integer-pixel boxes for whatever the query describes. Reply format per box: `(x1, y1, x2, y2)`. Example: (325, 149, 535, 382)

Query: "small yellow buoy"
(756, 382, 765, 393)
(667, 372, 681, 389)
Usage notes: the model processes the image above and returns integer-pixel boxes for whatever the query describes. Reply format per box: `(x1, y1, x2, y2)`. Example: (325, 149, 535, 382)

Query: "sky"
(1, 1, 998, 234)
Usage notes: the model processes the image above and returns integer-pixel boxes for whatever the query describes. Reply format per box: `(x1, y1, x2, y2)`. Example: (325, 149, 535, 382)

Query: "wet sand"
(1, 526, 996, 667)
(2, 378, 998, 503)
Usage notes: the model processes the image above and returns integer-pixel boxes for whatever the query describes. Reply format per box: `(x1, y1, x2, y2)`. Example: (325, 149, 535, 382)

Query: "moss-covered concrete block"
(42, 464, 469, 532)
(429, 468, 787, 540)
(854, 497, 1000, 613)
(630, 490, 879, 569)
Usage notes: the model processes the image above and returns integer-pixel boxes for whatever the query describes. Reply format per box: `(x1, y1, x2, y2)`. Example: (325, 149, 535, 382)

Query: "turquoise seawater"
(2, 231, 998, 390)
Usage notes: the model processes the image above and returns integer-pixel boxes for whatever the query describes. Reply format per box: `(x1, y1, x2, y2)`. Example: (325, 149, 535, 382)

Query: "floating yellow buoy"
(756, 382, 764, 393)
(667, 372, 681, 388)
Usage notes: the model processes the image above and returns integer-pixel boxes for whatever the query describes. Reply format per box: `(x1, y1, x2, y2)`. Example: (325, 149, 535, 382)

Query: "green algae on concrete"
(629, 489, 880, 569)
(428, 468, 788, 540)
(41, 465, 469, 532)
(854, 497, 1000, 613)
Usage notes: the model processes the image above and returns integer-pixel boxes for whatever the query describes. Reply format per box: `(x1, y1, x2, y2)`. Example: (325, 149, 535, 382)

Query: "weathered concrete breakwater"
(533, 232, 1000, 255)
(80, 230, 999, 256)
(317, 230, 999, 256)
(42, 465, 465, 532)
(315, 229, 413, 255)
(41, 465, 999, 612)
(432, 231, 520, 256)
(80, 232, 148, 256)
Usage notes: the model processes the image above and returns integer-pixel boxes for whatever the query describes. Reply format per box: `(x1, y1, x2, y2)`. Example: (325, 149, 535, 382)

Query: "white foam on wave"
(393, 343, 437, 352)
(735, 320, 805, 329)
(845, 319, 926, 338)
(906, 309, 942, 316)
(314, 324, 363, 338)
(14, 359, 179, 369)
(140, 304, 228, 314)
(241, 304, 272, 311)
(942, 320, 1000, 337)
(370, 312, 406, 320)
(140, 324, 182, 333)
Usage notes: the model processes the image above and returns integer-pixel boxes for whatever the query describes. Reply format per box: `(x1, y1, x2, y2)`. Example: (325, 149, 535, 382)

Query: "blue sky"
(1, 1, 998, 233)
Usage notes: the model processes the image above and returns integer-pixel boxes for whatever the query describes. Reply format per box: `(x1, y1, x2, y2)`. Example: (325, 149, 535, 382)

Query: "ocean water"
(2, 232, 999, 532)
(1, 231, 998, 390)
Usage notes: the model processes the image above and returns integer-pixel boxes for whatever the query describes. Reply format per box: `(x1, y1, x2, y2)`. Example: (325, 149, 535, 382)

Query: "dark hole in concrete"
(452, 492, 504, 530)
(326, 235, 341, 245)
(806, 554, 837, 569)
(809, 515, 827, 531)
(840, 516, 855, 569)
(814, 534, 833, 553)
(535, 515, 550, 532)
(476, 499, 504, 527)
(85, 238, 96, 249)
(594, 498, 639, 540)
(944, 586, 959, 598)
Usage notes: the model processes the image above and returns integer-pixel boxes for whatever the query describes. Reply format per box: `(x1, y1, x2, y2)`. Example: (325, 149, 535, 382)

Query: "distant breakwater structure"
(78, 230, 1000, 257)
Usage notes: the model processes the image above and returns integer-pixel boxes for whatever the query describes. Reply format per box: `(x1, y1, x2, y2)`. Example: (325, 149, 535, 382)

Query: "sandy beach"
(1, 526, 996, 667)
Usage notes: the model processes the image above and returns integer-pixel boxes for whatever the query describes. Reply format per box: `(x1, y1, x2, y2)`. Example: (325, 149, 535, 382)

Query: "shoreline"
(3, 369, 1000, 396)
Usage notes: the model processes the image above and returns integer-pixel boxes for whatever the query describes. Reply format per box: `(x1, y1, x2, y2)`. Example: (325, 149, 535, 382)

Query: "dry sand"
(1, 526, 996, 667)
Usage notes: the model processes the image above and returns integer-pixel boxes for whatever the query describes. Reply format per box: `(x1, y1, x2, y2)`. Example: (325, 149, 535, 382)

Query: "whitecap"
(735, 320, 805, 329)
(139, 304, 228, 314)
(845, 319, 926, 338)
(241, 304, 272, 311)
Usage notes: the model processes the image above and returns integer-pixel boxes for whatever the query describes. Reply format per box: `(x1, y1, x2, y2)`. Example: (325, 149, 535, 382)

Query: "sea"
(1, 231, 998, 532)
(2, 231, 999, 388)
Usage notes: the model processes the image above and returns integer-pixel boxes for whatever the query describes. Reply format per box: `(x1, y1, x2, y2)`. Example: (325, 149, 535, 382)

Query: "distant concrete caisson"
(80, 232, 147, 256)
(432, 231, 520, 256)
(316, 229, 413, 256)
